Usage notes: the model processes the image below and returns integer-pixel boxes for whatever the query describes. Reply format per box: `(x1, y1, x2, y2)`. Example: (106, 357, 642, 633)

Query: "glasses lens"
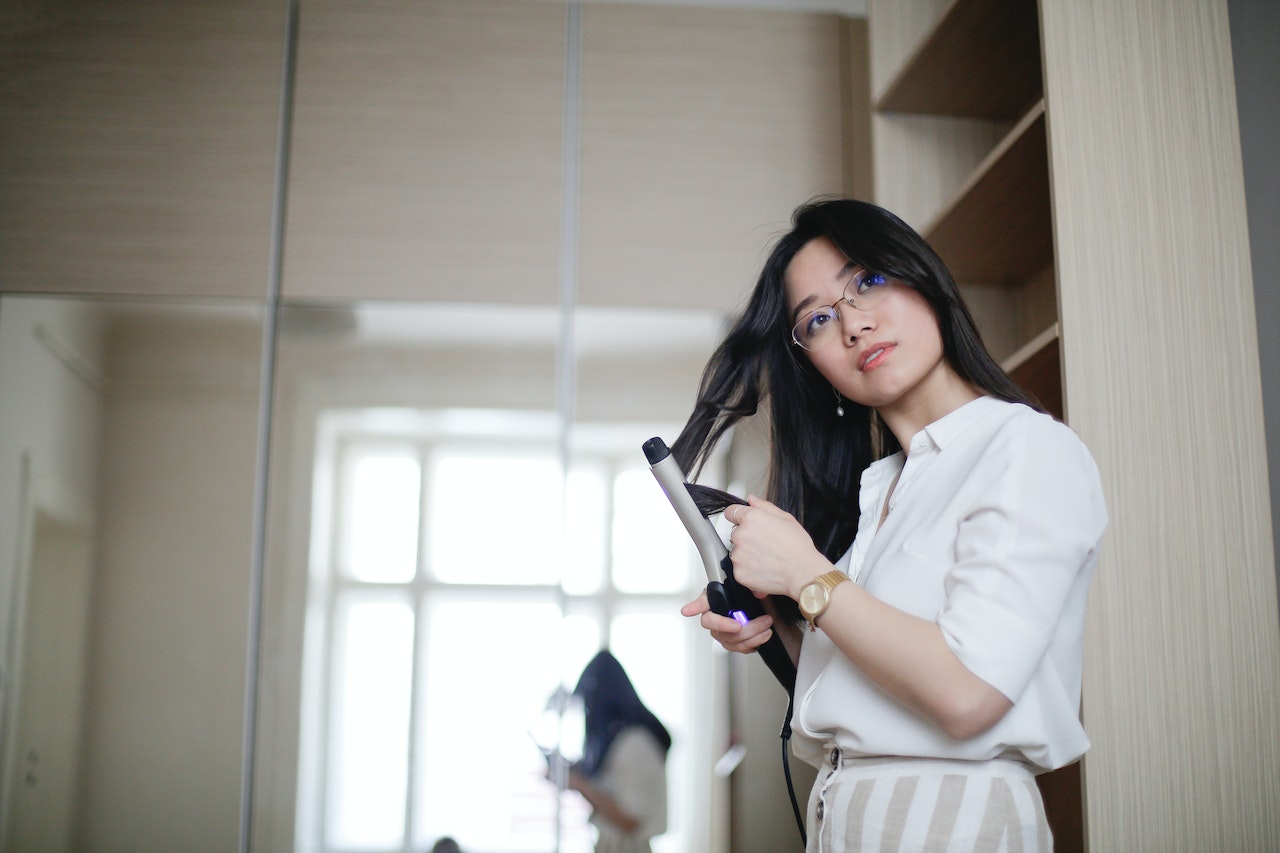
(844, 271, 891, 308)
(792, 307, 839, 350)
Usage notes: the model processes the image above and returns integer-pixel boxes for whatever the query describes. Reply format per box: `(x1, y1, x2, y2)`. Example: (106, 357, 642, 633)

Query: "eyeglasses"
(790, 270, 893, 351)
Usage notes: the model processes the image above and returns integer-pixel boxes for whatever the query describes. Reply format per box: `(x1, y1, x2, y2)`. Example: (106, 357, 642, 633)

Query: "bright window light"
(611, 467, 697, 593)
(562, 466, 606, 594)
(414, 597, 592, 853)
(427, 453, 563, 584)
(610, 611, 692, 853)
(338, 447, 421, 583)
(326, 596, 414, 849)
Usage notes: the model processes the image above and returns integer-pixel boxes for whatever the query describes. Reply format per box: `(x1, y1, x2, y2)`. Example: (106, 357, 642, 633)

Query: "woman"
(565, 650, 671, 853)
(677, 198, 1107, 851)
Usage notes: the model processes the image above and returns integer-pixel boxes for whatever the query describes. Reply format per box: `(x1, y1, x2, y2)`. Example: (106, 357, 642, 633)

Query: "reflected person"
(555, 650, 671, 853)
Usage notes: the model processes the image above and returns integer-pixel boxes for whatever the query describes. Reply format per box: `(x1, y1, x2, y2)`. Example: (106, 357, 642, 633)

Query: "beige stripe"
(976, 776, 1024, 853)
(879, 775, 919, 852)
(839, 779, 875, 850)
(923, 774, 966, 849)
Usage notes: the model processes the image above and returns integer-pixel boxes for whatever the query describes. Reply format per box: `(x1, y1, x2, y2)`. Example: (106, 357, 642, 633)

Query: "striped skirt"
(806, 749, 1052, 853)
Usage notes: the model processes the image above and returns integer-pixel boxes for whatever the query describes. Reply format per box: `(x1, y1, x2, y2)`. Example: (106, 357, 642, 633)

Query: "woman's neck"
(878, 368, 981, 453)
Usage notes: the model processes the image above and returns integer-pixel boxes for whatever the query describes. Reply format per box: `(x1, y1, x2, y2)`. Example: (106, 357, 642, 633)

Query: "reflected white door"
(5, 511, 93, 852)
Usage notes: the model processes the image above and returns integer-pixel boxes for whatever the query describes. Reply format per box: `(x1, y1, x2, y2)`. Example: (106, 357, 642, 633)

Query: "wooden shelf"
(922, 101, 1053, 285)
(875, 0, 1042, 119)
(1003, 323, 1061, 420)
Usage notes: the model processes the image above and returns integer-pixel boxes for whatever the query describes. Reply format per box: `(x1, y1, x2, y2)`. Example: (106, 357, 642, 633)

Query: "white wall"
(76, 312, 263, 851)
(0, 297, 104, 844)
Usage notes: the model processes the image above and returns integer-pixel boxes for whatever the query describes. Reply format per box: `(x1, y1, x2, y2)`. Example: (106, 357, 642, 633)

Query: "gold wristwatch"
(798, 570, 850, 632)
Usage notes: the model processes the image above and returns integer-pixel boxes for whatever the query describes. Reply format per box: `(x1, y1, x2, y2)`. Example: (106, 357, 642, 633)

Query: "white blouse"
(792, 396, 1108, 772)
(590, 726, 668, 853)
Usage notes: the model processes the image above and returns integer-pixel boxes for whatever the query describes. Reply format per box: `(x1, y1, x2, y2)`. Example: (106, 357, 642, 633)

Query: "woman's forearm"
(814, 581, 1011, 739)
(567, 769, 641, 834)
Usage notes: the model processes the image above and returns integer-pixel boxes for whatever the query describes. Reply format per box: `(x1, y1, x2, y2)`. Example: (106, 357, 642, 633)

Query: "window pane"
(610, 612, 690, 853)
(427, 453, 563, 584)
(327, 596, 414, 849)
(415, 597, 591, 852)
(339, 445, 421, 582)
(611, 467, 696, 593)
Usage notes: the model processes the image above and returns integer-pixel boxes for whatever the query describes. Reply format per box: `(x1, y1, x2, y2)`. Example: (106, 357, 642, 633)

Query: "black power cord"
(779, 694, 807, 849)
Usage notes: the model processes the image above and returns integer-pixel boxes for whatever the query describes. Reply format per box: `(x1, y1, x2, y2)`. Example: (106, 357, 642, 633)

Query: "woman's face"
(784, 236, 959, 418)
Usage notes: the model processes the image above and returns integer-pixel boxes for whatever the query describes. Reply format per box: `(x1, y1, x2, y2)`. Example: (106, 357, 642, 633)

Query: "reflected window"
(427, 450, 563, 584)
(338, 444, 421, 583)
(297, 409, 701, 853)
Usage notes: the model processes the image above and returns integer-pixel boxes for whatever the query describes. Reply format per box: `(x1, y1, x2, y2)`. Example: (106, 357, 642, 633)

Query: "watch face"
(799, 582, 828, 617)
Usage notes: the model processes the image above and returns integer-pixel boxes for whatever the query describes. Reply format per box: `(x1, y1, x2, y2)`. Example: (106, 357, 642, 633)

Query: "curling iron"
(642, 437, 796, 694)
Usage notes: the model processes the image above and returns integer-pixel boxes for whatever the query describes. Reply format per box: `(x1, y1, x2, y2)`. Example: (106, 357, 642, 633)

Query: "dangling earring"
(834, 387, 845, 417)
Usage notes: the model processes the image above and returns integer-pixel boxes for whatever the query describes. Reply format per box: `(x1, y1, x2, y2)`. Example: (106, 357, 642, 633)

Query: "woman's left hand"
(724, 495, 830, 600)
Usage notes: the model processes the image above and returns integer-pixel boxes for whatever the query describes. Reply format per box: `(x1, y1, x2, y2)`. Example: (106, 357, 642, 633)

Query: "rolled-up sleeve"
(938, 419, 1107, 703)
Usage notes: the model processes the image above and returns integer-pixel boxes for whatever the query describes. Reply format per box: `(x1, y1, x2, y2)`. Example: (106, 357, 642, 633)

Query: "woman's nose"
(839, 301, 874, 338)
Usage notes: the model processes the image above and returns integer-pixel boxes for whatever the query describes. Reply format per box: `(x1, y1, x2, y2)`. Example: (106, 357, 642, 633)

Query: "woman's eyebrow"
(790, 261, 860, 322)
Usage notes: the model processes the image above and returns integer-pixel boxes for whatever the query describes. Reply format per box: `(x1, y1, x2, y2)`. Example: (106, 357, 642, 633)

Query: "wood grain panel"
(577, 6, 846, 311)
(282, 0, 567, 304)
(1040, 0, 1280, 849)
(0, 0, 284, 298)
(866, 0, 950, 101)
(923, 103, 1053, 285)
(870, 112, 1008, 230)
(875, 0, 1041, 119)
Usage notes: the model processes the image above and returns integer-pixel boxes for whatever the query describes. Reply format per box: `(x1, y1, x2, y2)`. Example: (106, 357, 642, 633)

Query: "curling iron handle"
(708, 554, 765, 625)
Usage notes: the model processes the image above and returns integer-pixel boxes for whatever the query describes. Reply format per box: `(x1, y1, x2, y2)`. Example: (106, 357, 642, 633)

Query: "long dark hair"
(671, 198, 1040, 622)
(573, 650, 672, 778)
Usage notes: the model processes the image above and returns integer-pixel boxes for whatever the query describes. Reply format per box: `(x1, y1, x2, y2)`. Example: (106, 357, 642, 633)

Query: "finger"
(746, 494, 786, 516)
(699, 611, 745, 633)
(703, 610, 772, 637)
(717, 626, 774, 653)
(680, 592, 711, 617)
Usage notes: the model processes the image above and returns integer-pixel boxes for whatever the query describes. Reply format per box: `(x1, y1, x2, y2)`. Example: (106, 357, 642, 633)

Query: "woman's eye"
(856, 272, 887, 293)
(805, 308, 836, 337)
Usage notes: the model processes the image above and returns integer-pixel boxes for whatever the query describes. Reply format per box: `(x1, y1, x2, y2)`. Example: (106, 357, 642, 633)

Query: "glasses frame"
(789, 270, 893, 351)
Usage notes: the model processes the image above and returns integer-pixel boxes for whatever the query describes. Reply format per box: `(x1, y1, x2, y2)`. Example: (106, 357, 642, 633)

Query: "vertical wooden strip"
(1040, 0, 1280, 849)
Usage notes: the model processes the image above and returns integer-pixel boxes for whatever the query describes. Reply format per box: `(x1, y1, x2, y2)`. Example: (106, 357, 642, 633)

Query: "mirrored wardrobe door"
(0, 295, 268, 851)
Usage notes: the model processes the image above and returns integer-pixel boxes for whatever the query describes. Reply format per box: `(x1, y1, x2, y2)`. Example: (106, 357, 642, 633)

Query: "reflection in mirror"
(0, 294, 265, 850)
(252, 301, 726, 853)
(568, 306, 733, 853)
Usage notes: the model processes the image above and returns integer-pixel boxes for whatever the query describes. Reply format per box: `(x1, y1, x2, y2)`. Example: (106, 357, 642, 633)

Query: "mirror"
(249, 301, 727, 851)
(1, 0, 851, 848)
(0, 295, 266, 850)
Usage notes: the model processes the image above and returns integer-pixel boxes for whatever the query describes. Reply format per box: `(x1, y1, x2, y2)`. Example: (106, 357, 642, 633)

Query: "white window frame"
(290, 407, 721, 853)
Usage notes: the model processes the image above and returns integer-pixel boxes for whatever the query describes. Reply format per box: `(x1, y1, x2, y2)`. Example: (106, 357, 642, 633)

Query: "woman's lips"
(860, 343, 895, 372)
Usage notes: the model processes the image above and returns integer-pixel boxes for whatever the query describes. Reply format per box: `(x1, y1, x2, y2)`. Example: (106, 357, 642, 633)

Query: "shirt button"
(830, 747, 840, 766)
(816, 800, 825, 821)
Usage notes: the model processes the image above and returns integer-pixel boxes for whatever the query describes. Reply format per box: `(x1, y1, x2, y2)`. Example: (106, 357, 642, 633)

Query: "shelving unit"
(921, 101, 1051, 285)
(874, 0, 1041, 119)
(871, 0, 1061, 423)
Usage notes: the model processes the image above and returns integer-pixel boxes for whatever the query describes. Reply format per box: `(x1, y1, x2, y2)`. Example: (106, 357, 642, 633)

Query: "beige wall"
(83, 314, 262, 849)
(0, 0, 283, 298)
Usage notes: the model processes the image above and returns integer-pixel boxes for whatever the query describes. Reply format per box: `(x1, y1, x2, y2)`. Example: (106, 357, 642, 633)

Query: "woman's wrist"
(790, 552, 837, 600)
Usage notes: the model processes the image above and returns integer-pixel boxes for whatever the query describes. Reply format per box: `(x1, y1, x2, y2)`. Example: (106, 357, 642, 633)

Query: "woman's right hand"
(680, 590, 776, 654)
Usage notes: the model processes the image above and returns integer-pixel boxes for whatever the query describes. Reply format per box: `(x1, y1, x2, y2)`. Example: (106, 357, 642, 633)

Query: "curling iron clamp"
(642, 437, 796, 694)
